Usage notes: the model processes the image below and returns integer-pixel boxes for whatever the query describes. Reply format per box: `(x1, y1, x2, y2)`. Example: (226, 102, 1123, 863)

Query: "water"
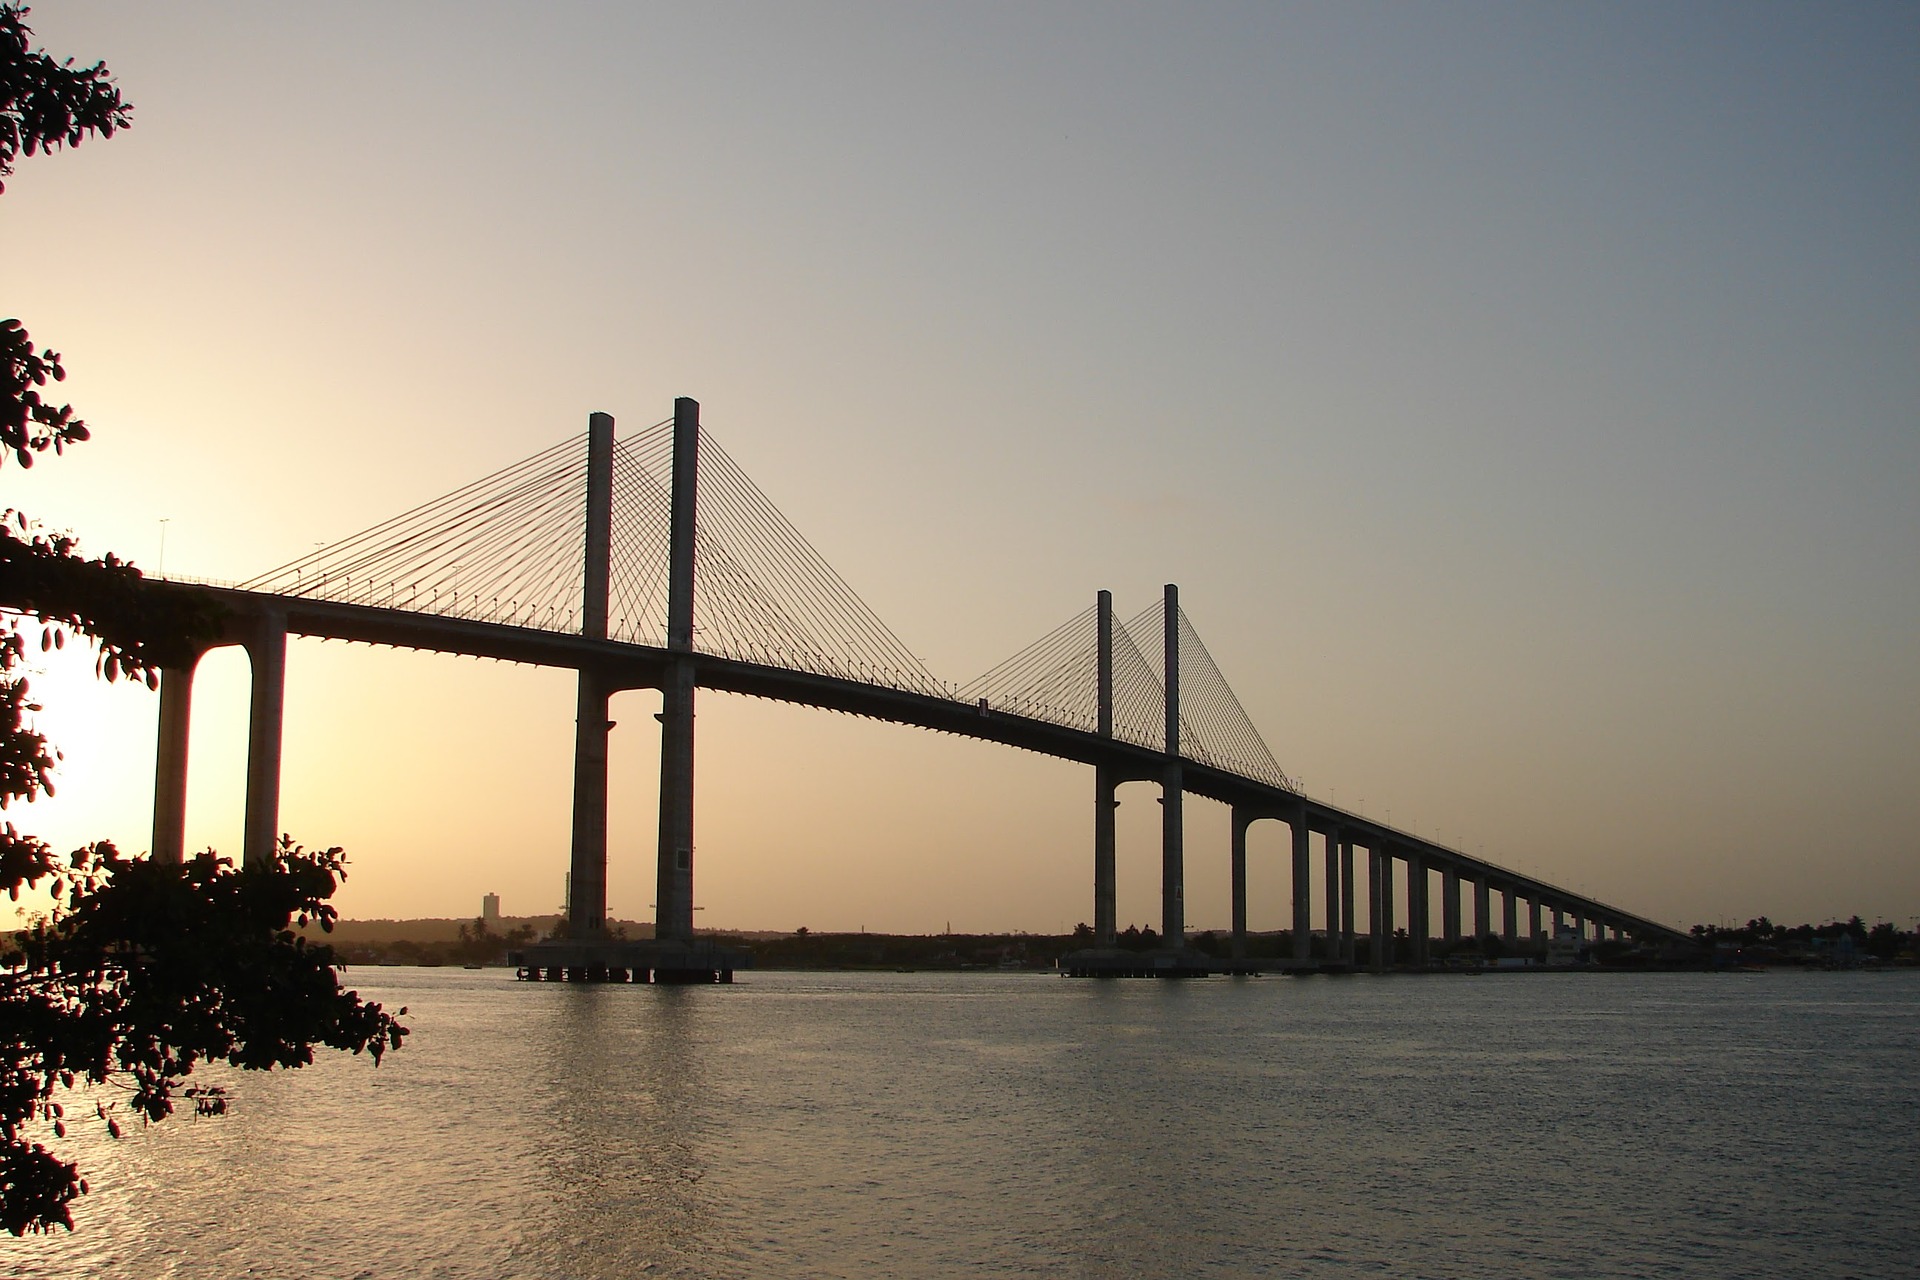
(7, 969, 1917, 1278)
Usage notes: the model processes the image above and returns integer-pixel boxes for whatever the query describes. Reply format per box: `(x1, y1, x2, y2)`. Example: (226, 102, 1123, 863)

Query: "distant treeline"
(737, 927, 1068, 971)
(1688, 916, 1915, 961)
(315, 916, 651, 966)
(313, 914, 1919, 970)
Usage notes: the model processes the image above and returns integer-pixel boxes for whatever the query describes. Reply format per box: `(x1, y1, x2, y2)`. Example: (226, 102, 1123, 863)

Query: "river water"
(6, 968, 1916, 1278)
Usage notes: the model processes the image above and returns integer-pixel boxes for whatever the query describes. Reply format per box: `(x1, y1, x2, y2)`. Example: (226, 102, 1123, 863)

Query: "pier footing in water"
(510, 938, 748, 984)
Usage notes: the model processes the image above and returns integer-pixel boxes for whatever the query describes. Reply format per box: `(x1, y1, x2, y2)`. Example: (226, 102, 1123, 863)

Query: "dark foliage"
(0, 4, 130, 196)
(1, 840, 408, 1235)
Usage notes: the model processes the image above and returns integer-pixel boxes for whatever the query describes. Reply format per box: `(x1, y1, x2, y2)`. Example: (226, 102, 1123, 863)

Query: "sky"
(4, 2, 1916, 935)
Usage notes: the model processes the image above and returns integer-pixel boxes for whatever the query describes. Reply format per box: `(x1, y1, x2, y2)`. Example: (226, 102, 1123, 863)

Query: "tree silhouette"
(0, 5, 405, 1235)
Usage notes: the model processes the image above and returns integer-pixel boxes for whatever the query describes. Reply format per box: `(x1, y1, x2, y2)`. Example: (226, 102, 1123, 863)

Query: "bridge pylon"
(1159, 583, 1184, 948)
(654, 396, 700, 947)
(566, 410, 615, 938)
(537, 397, 742, 982)
(1092, 589, 1117, 949)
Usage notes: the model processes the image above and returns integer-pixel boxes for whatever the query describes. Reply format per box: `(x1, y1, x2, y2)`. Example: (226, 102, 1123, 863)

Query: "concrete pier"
(151, 658, 199, 864)
(1378, 847, 1396, 968)
(1408, 855, 1429, 965)
(1442, 866, 1462, 944)
(1291, 812, 1312, 961)
(1159, 584, 1184, 947)
(1093, 589, 1117, 947)
(655, 398, 700, 947)
(567, 667, 612, 935)
(567, 411, 615, 937)
(1339, 834, 1355, 964)
(1323, 827, 1340, 961)
(242, 610, 286, 867)
(1368, 846, 1386, 972)
(513, 937, 746, 984)
(1230, 807, 1250, 960)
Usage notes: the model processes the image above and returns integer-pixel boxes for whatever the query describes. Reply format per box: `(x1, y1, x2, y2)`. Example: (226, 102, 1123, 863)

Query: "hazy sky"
(6, 2, 1915, 934)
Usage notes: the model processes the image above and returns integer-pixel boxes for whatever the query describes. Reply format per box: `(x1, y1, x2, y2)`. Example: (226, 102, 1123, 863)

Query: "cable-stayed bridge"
(145, 399, 1686, 979)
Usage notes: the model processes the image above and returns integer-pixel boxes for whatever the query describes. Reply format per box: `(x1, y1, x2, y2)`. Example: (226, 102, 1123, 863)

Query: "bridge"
(142, 398, 1689, 979)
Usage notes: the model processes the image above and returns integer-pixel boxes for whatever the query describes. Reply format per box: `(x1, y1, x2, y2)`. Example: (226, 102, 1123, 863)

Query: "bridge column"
(655, 398, 700, 945)
(1502, 886, 1519, 943)
(1094, 767, 1118, 947)
(1093, 590, 1117, 948)
(1322, 827, 1339, 960)
(568, 411, 616, 937)
(1230, 807, 1251, 960)
(1474, 877, 1491, 942)
(1406, 854, 1428, 966)
(151, 656, 202, 863)
(1291, 810, 1311, 961)
(1368, 846, 1386, 972)
(242, 610, 286, 868)
(655, 658, 696, 943)
(567, 668, 612, 935)
(1442, 866, 1461, 945)
(1378, 845, 1396, 968)
(1159, 584, 1184, 948)
(1339, 834, 1355, 965)
(1530, 898, 1544, 941)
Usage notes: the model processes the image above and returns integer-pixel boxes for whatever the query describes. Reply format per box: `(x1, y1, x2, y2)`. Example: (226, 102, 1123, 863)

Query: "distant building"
(1546, 923, 1583, 966)
(482, 893, 500, 925)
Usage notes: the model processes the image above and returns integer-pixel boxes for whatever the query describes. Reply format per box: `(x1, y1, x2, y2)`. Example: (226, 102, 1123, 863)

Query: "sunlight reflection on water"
(6, 969, 1916, 1278)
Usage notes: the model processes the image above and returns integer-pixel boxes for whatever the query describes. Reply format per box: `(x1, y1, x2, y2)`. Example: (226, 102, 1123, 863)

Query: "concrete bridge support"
(150, 658, 201, 864)
(1368, 847, 1386, 972)
(1093, 589, 1117, 948)
(655, 656, 696, 943)
(1474, 877, 1491, 942)
(1159, 584, 1184, 947)
(1530, 899, 1544, 940)
(1407, 855, 1429, 965)
(1339, 834, 1355, 964)
(1159, 759, 1184, 946)
(1230, 807, 1251, 959)
(1094, 767, 1118, 947)
(1442, 867, 1462, 944)
(242, 610, 287, 868)
(1291, 812, 1312, 961)
(1502, 887, 1519, 943)
(1322, 827, 1340, 960)
(1378, 846, 1396, 968)
(655, 398, 701, 946)
(568, 667, 612, 934)
(567, 411, 616, 936)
